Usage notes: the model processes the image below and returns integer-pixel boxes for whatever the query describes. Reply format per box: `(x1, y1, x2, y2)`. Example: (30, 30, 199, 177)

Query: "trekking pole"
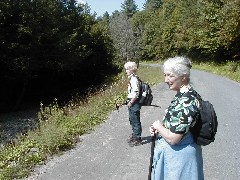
(148, 133, 156, 180)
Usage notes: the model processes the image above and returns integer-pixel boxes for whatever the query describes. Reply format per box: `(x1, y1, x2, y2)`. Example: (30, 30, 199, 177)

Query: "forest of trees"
(102, 0, 240, 62)
(1, 0, 239, 112)
(0, 0, 115, 111)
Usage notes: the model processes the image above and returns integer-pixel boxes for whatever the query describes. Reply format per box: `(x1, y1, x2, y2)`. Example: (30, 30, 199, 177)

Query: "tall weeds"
(0, 65, 163, 179)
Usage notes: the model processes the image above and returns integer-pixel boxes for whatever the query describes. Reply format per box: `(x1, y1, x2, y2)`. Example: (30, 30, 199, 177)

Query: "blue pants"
(128, 102, 142, 138)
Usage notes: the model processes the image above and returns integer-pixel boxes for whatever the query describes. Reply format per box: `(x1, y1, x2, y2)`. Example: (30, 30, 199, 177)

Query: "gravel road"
(24, 68, 240, 180)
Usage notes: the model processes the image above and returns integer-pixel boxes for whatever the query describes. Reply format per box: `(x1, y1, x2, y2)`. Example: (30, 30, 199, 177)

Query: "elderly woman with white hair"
(124, 61, 142, 147)
(150, 56, 204, 179)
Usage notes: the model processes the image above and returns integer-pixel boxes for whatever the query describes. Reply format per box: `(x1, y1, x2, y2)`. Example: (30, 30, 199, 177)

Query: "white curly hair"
(163, 56, 192, 79)
(124, 61, 138, 71)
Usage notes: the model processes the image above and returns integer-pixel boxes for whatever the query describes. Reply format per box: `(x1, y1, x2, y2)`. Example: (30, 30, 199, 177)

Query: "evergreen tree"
(102, 11, 110, 21)
(121, 0, 138, 18)
(144, 0, 163, 11)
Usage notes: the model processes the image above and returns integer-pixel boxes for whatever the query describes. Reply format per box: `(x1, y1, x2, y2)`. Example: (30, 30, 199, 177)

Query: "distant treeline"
(131, 0, 240, 62)
(98, 0, 240, 72)
(102, 0, 240, 62)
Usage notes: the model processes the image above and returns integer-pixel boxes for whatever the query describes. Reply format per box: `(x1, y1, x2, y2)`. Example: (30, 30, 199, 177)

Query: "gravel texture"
(0, 108, 39, 146)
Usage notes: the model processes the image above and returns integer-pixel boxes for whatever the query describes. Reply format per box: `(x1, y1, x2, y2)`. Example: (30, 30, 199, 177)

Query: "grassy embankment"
(193, 61, 240, 83)
(0, 60, 239, 179)
(0, 65, 163, 179)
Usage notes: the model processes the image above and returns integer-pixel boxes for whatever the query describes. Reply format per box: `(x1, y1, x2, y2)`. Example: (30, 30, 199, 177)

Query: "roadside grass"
(193, 61, 240, 82)
(142, 60, 240, 83)
(0, 65, 163, 179)
(192, 61, 240, 83)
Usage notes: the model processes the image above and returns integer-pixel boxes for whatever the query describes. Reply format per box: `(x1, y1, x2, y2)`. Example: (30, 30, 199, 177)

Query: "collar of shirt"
(180, 84, 191, 94)
(128, 73, 136, 79)
(175, 84, 192, 98)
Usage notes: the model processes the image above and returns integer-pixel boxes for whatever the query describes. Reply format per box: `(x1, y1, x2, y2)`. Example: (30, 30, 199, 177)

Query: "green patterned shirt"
(163, 86, 202, 134)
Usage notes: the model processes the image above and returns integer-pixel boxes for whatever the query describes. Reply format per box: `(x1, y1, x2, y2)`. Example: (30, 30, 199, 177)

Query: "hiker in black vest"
(149, 56, 204, 179)
(124, 61, 142, 147)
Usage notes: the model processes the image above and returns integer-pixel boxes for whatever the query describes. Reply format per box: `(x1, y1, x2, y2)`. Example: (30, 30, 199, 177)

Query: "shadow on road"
(148, 104, 161, 108)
